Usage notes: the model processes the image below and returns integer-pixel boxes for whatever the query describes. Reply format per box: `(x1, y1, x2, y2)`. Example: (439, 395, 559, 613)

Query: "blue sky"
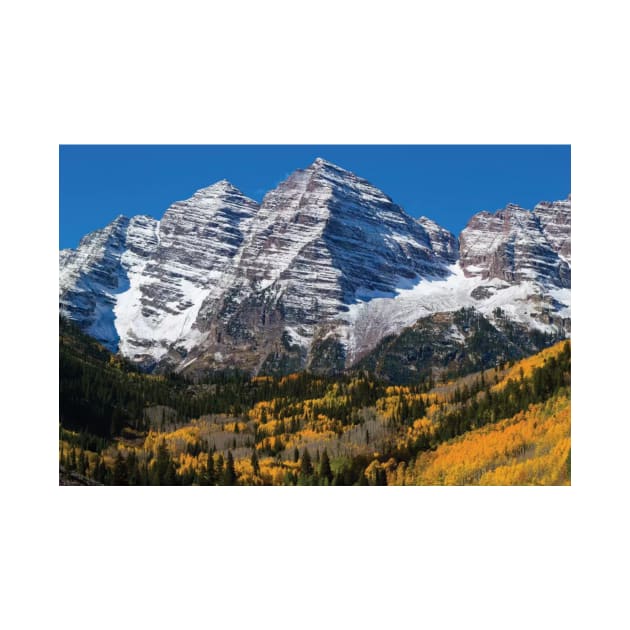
(59, 145, 570, 249)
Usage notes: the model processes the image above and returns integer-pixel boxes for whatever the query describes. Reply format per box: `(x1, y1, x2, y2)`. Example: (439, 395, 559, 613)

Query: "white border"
(3, 2, 629, 629)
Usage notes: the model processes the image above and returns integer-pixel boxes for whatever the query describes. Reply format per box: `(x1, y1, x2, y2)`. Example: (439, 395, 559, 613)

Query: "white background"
(1, 1, 629, 629)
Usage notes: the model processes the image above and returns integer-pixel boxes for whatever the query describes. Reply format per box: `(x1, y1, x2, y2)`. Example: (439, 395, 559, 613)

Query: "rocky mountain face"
(60, 158, 571, 378)
(115, 181, 259, 365)
(59, 215, 159, 347)
(60, 182, 259, 364)
(416, 216, 459, 262)
(183, 158, 457, 374)
(459, 203, 570, 288)
(533, 195, 571, 263)
(355, 307, 562, 385)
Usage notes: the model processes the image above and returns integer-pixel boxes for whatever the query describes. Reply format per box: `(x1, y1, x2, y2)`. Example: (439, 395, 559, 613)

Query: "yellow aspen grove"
(406, 395, 570, 486)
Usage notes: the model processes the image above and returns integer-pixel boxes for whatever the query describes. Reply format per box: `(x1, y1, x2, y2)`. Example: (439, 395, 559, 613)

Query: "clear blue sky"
(59, 145, 570, 249)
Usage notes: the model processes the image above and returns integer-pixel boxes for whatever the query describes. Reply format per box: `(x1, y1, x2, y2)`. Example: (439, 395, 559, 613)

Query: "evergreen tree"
(93, 456, 105, 483)
(180, 467, 194, 485)
(77, 449, 87, 476)
(272, 436, 283, 455)
(300, 448, 313, 476)
(224, 451, 237, 485)
(163, 459, 178, 485)
(111, 407, 124, 436)
(153, 439, 174, 485)
(113, 451, 129, 485)
(205, 453, 216, 485)
(127, 450, 139, 485)
(102, 462, 112, 485)
(138, 460, 149, 485)
(251, 449, 260, 476)
(318, 449, 332, 483)
(215, 454, 225, 484)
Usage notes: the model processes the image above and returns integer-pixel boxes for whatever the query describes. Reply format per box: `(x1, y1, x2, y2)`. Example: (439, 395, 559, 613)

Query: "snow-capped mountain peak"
(193, 179, 245, 197)
(60, 162, 571, 376)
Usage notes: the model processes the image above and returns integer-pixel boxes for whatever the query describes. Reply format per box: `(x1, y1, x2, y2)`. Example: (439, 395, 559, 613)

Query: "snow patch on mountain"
(60, 182, 259, 362)
(337, 263, 568, 364)
(115, 277, 211, 361)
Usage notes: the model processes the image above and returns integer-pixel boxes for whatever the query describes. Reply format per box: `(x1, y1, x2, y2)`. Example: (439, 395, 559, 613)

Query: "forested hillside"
(59, 318, 570, 485)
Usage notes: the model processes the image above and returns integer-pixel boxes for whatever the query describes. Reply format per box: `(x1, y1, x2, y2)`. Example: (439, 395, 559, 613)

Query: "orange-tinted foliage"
(406, 394, 570, 485)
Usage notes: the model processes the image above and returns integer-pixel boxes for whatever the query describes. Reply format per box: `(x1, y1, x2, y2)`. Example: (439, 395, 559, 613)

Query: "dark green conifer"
(300, 448, 313, 476)
(205, 453, 216, 485)
(251, 449, 260, 476)
(113, 451, 129, 485)
(224, 451, 237, 485)
(318, 449, 332, 483)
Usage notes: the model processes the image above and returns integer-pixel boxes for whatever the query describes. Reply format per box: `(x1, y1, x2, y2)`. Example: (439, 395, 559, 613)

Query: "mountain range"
(59, 158, 570, 380)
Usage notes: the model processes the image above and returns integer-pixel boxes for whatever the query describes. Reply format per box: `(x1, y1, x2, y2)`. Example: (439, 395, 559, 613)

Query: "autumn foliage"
(59, 323, 570, 486)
